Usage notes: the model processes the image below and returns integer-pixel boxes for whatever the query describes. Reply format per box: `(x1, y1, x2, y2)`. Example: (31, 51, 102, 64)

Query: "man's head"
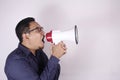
(15, 17, 45, 50)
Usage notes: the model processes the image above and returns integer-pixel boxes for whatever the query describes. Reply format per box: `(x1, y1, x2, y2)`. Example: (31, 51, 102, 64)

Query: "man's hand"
(51, 41, 67, 59)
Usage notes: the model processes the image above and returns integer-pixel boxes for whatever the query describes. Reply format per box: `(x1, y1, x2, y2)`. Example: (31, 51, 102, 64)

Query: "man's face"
(28, 21, 45, 49)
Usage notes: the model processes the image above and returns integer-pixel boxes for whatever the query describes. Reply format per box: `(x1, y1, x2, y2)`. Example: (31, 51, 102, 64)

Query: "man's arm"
(5, 41, 66, 80)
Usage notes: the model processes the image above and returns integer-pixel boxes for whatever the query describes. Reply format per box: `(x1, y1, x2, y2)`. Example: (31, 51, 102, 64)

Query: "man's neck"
(21, 42, 36, 56)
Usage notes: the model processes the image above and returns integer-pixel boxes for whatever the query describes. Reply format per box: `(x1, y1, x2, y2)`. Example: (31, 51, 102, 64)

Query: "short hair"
(15, 17, 35, 43)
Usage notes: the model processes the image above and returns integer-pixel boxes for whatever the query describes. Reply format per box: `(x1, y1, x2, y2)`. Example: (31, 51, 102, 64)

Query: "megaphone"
(46, 25, 79, 44)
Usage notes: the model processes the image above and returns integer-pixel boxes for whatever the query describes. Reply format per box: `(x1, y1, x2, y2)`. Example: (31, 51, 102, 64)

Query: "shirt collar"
(18, 43, 32, 56)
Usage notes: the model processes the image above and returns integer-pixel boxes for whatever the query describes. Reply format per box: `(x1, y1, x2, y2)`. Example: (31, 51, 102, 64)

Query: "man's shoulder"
(7, 48, 27, 60)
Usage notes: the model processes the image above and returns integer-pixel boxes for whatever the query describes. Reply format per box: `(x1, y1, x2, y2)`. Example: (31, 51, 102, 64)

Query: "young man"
(4, 17, 67, 80)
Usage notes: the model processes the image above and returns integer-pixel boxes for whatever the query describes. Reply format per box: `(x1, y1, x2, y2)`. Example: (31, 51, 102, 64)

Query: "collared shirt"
(4, 43, 60, 80)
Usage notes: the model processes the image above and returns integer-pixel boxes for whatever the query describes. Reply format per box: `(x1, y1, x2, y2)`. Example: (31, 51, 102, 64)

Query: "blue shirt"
(4, 44, 60, 80)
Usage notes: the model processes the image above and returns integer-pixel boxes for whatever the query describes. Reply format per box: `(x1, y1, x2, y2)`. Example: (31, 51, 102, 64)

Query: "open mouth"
(42, 35, 45, 43)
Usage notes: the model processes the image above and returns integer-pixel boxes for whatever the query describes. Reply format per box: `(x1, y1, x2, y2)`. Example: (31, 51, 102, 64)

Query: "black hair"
(15, 17, 35, 43)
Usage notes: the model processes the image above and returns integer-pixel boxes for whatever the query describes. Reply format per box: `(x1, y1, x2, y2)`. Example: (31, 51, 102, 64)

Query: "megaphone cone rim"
(75, 25, 78, 44)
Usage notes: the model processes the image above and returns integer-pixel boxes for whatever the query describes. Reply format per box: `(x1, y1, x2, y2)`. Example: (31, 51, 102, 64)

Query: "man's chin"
(39, 43, 44, 49)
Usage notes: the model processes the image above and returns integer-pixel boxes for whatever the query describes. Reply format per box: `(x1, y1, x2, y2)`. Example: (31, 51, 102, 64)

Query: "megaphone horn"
(46, 25, 79, 44)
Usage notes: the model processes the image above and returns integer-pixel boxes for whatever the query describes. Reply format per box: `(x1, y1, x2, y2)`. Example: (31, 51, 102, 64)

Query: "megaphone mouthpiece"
(46, 31, 53, 43)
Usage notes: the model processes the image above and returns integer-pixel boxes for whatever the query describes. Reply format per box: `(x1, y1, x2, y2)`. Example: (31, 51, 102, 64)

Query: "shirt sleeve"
(5, 55, 60, 80)
(40, 56, 60, 80)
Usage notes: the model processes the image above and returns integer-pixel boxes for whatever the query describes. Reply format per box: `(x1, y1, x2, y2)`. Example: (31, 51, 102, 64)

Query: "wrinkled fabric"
(5, 43, 60, 80)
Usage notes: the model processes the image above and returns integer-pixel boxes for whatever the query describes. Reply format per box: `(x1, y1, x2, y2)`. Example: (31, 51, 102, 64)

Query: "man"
(4, 17, 67, 80)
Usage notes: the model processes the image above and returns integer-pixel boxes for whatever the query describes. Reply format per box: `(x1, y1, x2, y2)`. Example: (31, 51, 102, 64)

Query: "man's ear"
(22, 33, 29, 40)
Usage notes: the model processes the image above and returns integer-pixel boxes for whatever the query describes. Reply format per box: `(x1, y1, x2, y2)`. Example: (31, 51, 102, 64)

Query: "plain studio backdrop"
(0, 0, 120, 80)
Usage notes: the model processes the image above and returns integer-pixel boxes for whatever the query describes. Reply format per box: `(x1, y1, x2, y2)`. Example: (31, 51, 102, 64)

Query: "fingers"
(51, 41, 67, 58)
(59, 41, 67, 54)
(51, 41, 67, 51)
(60, 41, 67, 49)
